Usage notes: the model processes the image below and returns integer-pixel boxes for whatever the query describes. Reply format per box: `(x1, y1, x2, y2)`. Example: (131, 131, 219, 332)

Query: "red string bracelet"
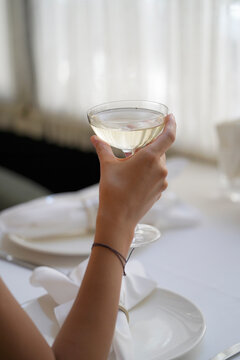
(92, 242, 128, 276)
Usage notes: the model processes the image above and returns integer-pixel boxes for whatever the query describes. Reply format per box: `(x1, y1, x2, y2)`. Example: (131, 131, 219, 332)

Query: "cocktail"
(87, 100, 168, 247)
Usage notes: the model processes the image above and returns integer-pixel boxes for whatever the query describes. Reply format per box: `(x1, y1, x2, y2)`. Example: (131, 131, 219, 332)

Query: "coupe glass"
(87, 100, 168, 247)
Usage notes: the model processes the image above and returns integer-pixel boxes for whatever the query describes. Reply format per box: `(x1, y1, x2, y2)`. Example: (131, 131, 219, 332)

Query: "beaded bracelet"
(92, 242, 128, 275)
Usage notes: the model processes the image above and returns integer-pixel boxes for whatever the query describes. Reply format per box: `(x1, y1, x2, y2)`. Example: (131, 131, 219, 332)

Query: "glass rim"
(87, 100, 168, 121)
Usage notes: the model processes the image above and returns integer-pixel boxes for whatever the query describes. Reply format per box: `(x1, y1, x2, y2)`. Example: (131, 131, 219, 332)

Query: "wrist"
(94, 211, 135, 258)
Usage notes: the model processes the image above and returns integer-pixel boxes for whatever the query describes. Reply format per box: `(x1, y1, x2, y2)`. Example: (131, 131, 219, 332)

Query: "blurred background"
(0, 0, 240, 209)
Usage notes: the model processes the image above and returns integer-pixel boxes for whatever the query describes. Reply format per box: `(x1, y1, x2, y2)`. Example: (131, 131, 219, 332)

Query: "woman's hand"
(91, 113, 176, 239)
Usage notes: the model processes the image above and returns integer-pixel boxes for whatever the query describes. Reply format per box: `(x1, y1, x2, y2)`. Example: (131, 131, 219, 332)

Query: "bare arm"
(0, 114, 176, 360)
(52, 113, 176, 359)
(0, 278, 55, 360)
(52, 221, 134, 360)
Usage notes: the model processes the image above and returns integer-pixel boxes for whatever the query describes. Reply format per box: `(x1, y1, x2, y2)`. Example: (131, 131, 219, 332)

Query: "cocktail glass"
(88, 100, 168, 247)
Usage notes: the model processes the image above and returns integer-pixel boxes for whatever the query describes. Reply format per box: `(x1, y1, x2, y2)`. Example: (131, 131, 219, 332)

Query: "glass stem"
(123, 149, 135, 158)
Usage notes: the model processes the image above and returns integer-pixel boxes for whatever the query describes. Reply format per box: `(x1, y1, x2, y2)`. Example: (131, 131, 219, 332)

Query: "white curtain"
(1, 0, 240, 157)
(0, 0, 16, 101)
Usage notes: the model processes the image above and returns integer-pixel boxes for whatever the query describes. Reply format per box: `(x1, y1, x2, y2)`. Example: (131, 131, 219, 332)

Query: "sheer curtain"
(1, 0, 240, 157)
(0, 0, 16, 101)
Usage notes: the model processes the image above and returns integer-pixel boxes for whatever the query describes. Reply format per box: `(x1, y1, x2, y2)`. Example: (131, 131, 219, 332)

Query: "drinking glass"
(87, 100, 168, 247)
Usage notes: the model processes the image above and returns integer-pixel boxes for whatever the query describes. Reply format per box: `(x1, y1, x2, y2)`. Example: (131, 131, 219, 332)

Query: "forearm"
(0, 278, 55, 360)
(52, 219, 134, 360)
(0, 220, 133, 360)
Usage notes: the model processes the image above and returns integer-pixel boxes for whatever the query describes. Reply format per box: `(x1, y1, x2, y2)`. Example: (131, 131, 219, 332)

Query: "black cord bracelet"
(92, 242, 128, 276)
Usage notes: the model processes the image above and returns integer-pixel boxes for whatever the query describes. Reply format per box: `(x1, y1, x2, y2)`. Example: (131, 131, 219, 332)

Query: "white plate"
(8, 232, 94, 256)
(22, 288, 206, 360)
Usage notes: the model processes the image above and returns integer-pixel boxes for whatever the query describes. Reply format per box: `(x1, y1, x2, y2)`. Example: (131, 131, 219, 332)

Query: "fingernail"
(90, 136, 98, 149)
(90, 135, 98, 144)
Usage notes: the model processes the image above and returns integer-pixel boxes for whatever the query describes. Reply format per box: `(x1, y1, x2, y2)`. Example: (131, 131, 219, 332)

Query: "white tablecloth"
(1, 160, 240, 360)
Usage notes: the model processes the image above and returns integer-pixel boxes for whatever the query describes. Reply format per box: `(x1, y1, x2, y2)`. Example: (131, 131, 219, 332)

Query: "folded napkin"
(0, 191, 99, 239)
(141, 191, 201, 230)
(30, 259, 157, 360)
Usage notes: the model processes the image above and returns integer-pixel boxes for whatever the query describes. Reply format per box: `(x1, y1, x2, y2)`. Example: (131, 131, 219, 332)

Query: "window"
(0, 0, 240, 158)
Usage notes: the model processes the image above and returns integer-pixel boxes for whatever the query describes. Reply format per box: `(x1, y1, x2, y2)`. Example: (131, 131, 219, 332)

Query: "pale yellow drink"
(90, 108, 165, 152)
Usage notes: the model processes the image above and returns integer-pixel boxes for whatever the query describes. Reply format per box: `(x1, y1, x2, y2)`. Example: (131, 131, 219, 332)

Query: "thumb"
(91, 135, 115, 163)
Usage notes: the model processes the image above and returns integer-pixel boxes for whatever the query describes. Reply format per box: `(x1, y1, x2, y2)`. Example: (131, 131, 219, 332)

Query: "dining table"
(0, 158, 240, 360)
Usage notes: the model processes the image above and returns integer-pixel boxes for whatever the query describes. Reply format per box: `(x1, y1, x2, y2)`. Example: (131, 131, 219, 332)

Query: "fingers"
(162, 179, 168, 191)
(148, 113, 176, 154)
(155, 177, 168, 203)
(91, 135, 115, 163)
(159, 154, 168, 191)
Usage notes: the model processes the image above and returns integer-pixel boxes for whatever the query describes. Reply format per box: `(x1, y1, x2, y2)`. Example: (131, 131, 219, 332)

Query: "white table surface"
(1, 159, 240, 360)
